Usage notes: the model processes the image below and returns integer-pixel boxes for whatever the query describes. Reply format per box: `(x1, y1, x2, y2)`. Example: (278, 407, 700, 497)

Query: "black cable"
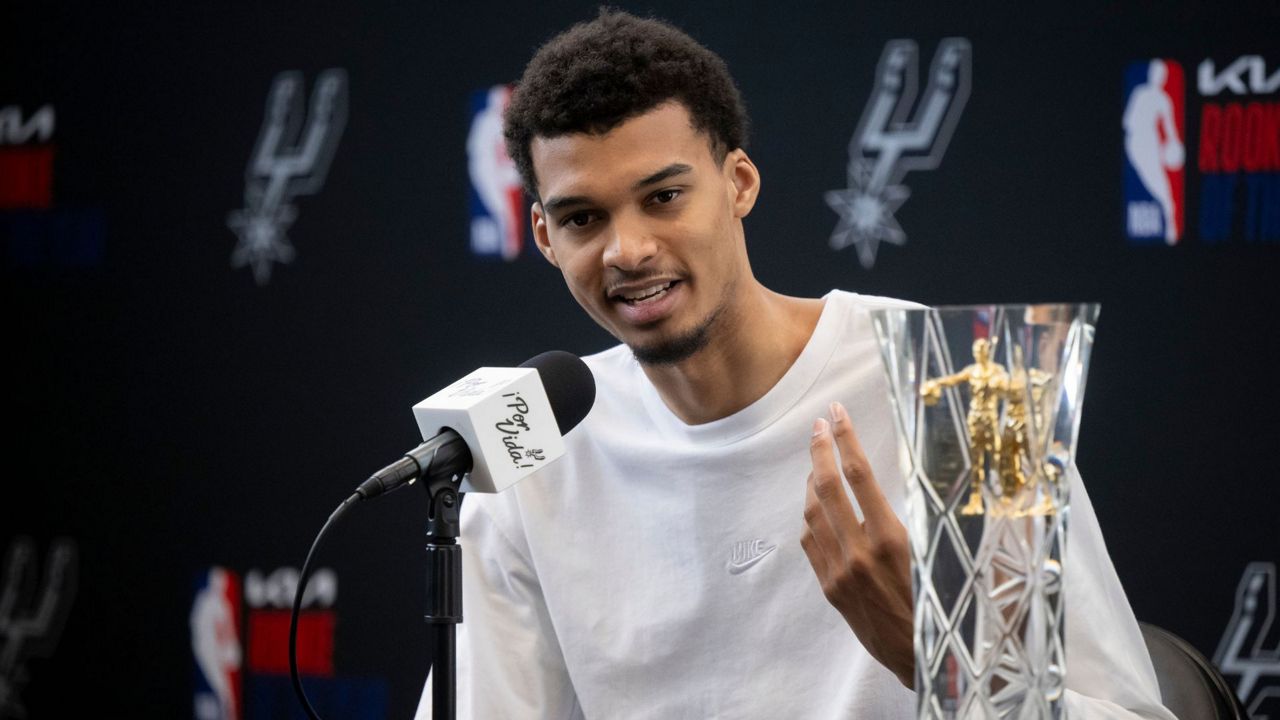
(290, 492, 361, 720)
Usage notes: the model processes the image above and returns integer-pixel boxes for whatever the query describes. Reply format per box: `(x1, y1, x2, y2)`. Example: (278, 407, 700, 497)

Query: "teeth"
(620, 282, 673, 302)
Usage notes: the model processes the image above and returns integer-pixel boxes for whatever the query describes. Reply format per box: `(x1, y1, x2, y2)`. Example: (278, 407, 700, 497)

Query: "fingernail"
(812, 417, 829, 436)
(829, 401, 845, 423)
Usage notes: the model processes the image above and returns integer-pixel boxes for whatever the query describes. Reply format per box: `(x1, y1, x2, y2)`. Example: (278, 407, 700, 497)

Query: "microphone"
(356, 350, 595, 499)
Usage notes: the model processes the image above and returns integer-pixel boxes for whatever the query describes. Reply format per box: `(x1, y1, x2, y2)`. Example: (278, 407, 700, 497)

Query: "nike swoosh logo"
(726, 544, 777, 575)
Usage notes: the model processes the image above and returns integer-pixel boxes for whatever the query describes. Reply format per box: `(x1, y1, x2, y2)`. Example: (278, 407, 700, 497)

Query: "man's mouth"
(613, 280, 679, 305)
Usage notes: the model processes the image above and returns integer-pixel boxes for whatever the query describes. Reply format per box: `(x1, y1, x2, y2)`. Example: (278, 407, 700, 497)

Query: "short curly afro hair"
(504, 8, 750, 198)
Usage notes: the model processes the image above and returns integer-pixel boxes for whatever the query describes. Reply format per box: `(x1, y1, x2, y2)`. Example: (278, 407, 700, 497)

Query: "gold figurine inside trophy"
(921, 338, 1057, 517)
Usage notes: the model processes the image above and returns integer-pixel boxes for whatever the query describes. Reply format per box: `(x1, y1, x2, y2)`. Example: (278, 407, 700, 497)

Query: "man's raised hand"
(800, 401, 915, 688)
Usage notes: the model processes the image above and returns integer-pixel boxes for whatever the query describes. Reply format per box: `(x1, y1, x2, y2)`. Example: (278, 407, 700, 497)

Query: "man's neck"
(640, 282, 825, 425)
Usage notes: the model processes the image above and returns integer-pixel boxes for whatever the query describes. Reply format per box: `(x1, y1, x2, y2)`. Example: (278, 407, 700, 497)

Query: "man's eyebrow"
(632, 163, 693, 191)
(541, 164, 693, 215)
(541, 195, 591, 215)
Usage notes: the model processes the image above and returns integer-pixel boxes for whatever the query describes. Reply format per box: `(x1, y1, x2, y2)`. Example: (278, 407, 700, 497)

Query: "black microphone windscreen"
(519, 350, 596, 435)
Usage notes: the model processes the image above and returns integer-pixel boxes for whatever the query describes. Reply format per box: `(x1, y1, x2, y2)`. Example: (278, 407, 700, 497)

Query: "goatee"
(629, 301, 726, 366)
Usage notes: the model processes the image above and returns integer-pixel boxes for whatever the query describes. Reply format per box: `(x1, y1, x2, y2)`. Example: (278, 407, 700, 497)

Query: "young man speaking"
(418, 10, 1173, 719)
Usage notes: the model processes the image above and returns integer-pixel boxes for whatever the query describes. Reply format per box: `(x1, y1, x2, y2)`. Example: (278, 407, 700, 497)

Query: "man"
(418, 10, 1173, 718)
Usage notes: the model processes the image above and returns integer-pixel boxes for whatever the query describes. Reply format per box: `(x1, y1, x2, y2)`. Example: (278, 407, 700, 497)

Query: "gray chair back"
(1139, 621, 1249, 720)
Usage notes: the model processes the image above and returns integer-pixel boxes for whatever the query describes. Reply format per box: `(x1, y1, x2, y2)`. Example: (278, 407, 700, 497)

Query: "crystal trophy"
(870, 304, 1100, 719)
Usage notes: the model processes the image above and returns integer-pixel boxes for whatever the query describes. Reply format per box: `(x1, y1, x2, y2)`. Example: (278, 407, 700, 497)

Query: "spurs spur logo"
(826, 38, 971, 269)
(1214, 562, 1280, 717)
(227, 69, 348, 286)
(0, 537, 77, 718)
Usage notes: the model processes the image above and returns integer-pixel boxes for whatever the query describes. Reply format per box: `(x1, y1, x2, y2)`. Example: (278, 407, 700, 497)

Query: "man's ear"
(726, 149, 760, 218)
(531, 202, 559, 267)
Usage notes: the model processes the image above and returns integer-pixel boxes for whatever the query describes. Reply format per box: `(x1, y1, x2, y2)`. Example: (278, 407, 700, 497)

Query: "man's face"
(529, 102, 759, 365)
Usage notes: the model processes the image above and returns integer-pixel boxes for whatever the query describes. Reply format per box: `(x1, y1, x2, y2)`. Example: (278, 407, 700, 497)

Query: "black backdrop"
(3, 1, 1278, 717)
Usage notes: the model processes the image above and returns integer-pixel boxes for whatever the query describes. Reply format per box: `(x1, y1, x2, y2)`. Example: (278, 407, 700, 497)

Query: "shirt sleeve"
(414, 496, 583, 720)
(1063, 466, 1177, 719)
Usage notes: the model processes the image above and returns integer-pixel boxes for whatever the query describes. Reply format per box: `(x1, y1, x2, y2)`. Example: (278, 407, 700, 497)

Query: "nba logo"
(191, 568, 243, 720)
(1123, 59, 1186, 245)
(468, 85, 526, 260)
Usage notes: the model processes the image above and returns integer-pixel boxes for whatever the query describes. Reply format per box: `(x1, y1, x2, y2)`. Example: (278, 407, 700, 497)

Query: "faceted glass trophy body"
(870, 304, 1099, 720)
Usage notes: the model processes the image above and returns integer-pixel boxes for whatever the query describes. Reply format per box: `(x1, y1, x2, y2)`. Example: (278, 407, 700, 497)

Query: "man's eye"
(651, 189, 681, 204)
(561, 212, 595, 228)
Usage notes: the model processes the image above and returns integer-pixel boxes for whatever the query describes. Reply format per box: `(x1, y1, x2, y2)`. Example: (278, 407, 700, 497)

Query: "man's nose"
(602, 215, 657, 270)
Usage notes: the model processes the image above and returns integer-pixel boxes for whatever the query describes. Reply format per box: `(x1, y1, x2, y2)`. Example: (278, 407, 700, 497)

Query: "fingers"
(800, 404, 917, 689)
(800, 476, 831, 578)
(827, 401, 895, 531)
(807, 417, 866, 553)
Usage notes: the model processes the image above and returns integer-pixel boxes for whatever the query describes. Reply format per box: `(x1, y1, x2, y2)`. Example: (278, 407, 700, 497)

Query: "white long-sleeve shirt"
(417, 291, 1175, 719)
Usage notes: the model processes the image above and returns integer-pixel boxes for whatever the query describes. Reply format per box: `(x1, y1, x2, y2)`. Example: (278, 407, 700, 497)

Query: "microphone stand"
(423, 471, 464, 720)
